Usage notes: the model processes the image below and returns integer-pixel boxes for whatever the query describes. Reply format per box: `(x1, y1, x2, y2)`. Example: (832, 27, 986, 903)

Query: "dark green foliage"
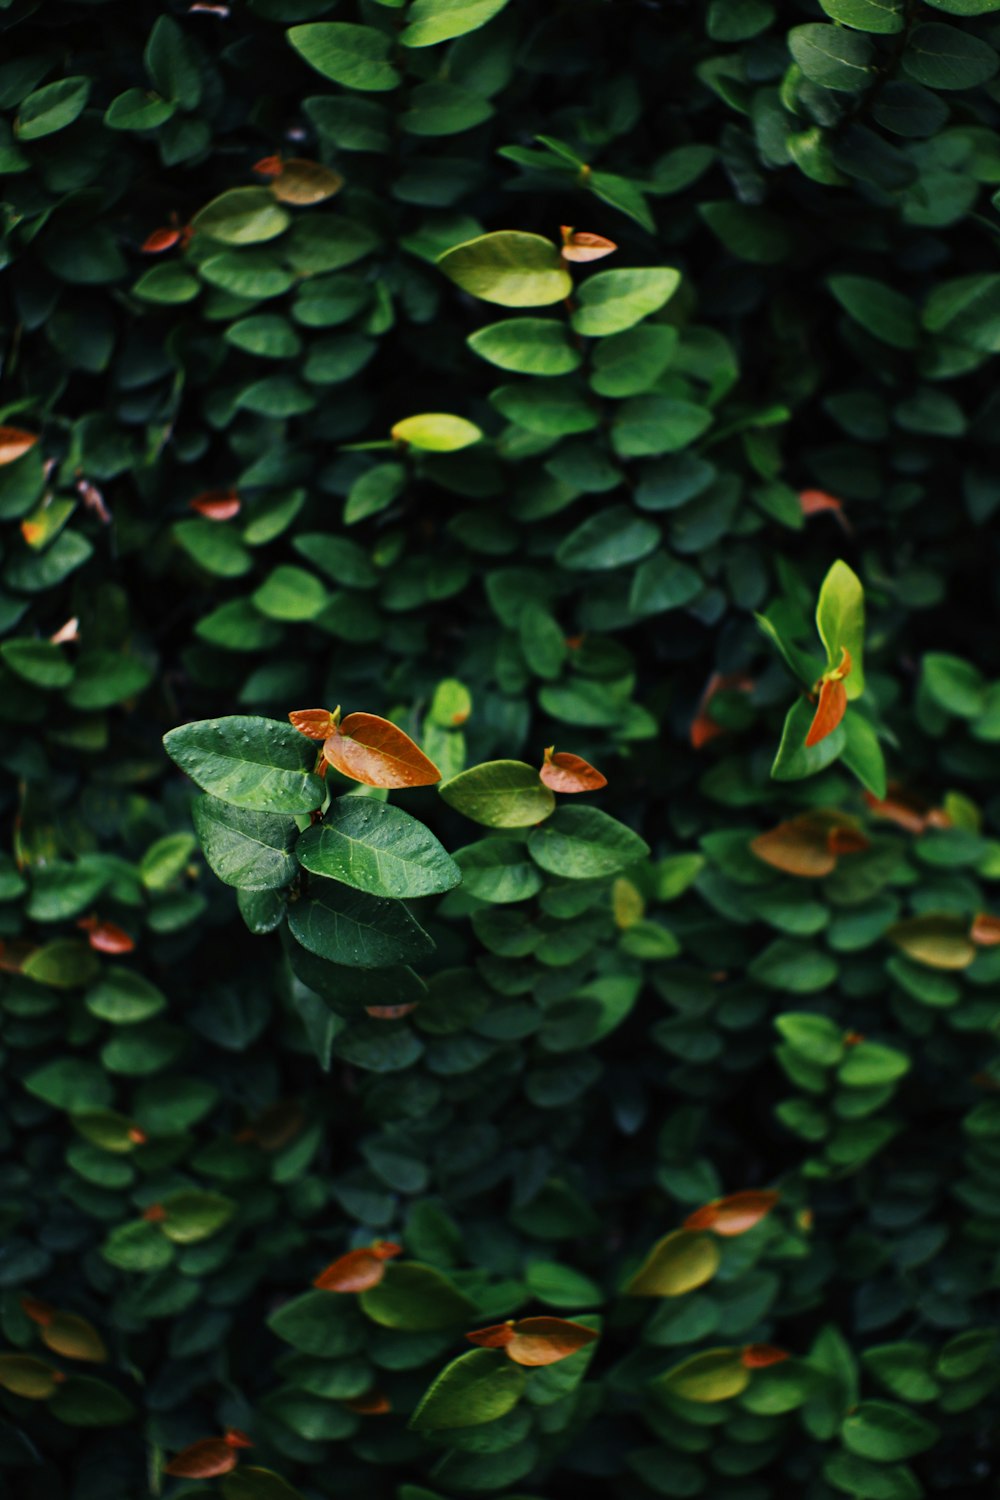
(2, 1, 1000, 1498)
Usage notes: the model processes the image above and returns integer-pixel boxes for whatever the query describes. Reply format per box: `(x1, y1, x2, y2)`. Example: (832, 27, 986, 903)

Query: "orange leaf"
(971, 913, 1000, 947)
(684, 1190, 780, 1237)
(345, 1389, 392, 1415)
(0, 427, 38, 466)
(289, 708, 337, 741)
(270, 159, 344, 206)
(164, 1440, 239, 1479)
(466, 1322, 515, 1350)
(143, 1203, 167, 1223)
(142, 226, 183, 253)
(323, 713, 441, 789)
(540, 748, 607, 794)
(863, 786, 942, 835)
(799, 489, 842, 517)
(20, 1296, 54, 1328)
(826, 824, 869, 856)
(560, 227, 617, 263)
(751, 817, 837, 879)
(190, 488, 241, 521)
(365, 1003, 419, 1019)
(468, 1316, 598, 1367)
(253, 154, 283, 177)
(804, 676, 847, 748)
(76, 917, 134, 955)
(224, 1428, 253, 1449)
(313, 1241, 401, 1293)
(742, 1344, 789, 1369)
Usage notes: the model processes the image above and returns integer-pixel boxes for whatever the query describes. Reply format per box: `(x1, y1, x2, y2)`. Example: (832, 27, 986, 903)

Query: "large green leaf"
(439, 761, 556, 827)
(527, 807, 650, 878)
(409, 1348, 526, 1429)
(437, 232, 572, 307)
(163, 716, 325, 814)
(359, 1262, 477, 1330)
(287, 878, 435, 967)
(570, 268, 681, 337)
(289, 23, 400, 91)
(295, 800, 460, 898)
(192, 795, 299, 890)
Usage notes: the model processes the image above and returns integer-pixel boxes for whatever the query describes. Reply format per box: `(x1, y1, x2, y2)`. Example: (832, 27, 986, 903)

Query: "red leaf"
(289, 708, 337, 741)
(345, 1389, 392, 1415)
(164, 1440, 239, 1479)
(804, 676, 847, 748)
(76, 917, 134, 954)
(468, 1317, 598, 1366)
(799, 489, 842, 517)
(253, 154, 283, 177)
(742, 1344, 789, 1369)
(684, 1190, 780, 1237)
(143, 1203, 167, 1223)
(540, 748, 607, 794)
(971, 913, 1000, 947)
(142, 226, 183, 254)
(323, 713, 441, 789)
(365, 1003, 419, 1019)
(560, 227, 618, 263)
(224, 1428, 253, 1449)
(313, 1241, 401, 1293)
(0, 427, 38, 466)
(190, 489, 241, 521)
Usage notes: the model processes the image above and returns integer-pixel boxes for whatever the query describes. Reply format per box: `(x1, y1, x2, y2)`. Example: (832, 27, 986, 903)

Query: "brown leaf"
(190, 489, 241, 521)
(270, 159, 344, 206)
(323, 713, 441, 788)
(751, 816, 837, 879)
(313, 1241, 401, 1293)
(540, 748, 607, 794)
(889, 913, 976, 971)
(468, 1316, 598, 1366)
(289, 708, 337, 741)
(77, 917, 135, 955)
(560, 227, 617, 262)
(863, 785, 946, 835)
(805, 676, 847, 748)
(345, 1389, 392, 1415)
(684, 1190, 780, 1237)
(0, 427, 38, 466)
(742, 1344, 789, 1369)
(164, 1439, 239, 1479)
(972, 913, 1000, 947)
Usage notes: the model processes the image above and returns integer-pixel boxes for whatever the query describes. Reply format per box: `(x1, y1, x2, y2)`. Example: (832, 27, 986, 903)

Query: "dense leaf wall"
(2, 1, 1000, 1497)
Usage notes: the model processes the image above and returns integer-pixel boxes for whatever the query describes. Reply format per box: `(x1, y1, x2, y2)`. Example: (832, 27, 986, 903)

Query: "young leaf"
(805, 674, 848, 748)
(539, 748, 608, 793)
(816, 561, 865, 698)
(0, 427, 38, 466)
(324, 713, 441, 788)
(191, 489, 241, 521)
(560, 227, 618, 262)
(77, 917, 135, 955)
(314, 1241, 401, 1292)
(684, 1189, 780, 1236)
(467, 1316, 598, 1366)
(296, 800, 461, 899)
(391, 414, 482, 452)
(289, 708, 337, 740)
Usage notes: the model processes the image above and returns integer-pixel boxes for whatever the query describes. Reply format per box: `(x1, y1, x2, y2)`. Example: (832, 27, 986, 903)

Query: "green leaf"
(771, 698, 848, 782)
(359, 1262, 477, 1330)
(439, 760, 556, 828)
(468, 318, 581, 375)
(437, 232, 572, 307)
(160, 1189, 236, 1243)
(611, 397, 713, 458)
(289, 23, 401, 92)
(838, 1041, 910, 1086)
(824, 1452, 922, 1499)
(1, 639, 73, 688)
(570, 268, 681, 338)
(590, 324, 678, 397)
(192, 795, 299, 890)
(841, 1402, 940, 1461)
(287, 877, 436, 967)
(401, 0, 511, 47)
(140, 833, 197, 891)
(528, 806, 650, 879)
(191, 189, 290, 246)
(15, 77, 90, 139)
(296, 799, 461, 898)
(392, 413, 482, 451)
(48, 1377, 135, 1427)
(556, 506, 660, 571)
(775, 1012, 845, 1067)
(841, 714, 887, 799)
(163, 716, 325, 814)
(788, 24, 877, 91)
(903, 22, 999, 89)
(749, 939, 839, 993)
(86, 969, 166, 1025)
(454, 838, 543, 903)
(25, 1058, 112, 1111)
(133, 263, 200, 304)
(104, 87, 175, 130)
(816, 560, 865, 697)
(653, 1348, 751, 1403)
(145, 16, 202, 108)
(223, 1469, 306, 1500)
(923, 0, 1000, 9)
(828, 276, 919, 350)
(922, 652, 985, 717)
(409, 1348, 526, 1429)
(820, 0, 904, 32)
(626, 1230, 721, 1296)
(253, 565, 328, 621)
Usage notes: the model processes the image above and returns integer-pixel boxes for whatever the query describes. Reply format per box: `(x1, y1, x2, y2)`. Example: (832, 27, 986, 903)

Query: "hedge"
(2, 1, 1000, 1497)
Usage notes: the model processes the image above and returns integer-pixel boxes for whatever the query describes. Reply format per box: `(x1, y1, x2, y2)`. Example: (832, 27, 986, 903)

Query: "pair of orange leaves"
(289, 708, 606, 794)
